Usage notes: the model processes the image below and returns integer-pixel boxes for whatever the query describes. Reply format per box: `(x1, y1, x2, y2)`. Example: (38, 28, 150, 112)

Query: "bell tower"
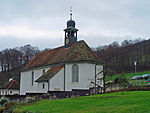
(64, 8, 78, 48)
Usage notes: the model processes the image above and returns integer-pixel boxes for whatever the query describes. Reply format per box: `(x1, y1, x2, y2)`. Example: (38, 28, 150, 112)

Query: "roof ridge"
(13, 80, 19, 86)
(82, 41, 89, 59)
(8, 80, 15, 89)
(84, 42, 103, 63)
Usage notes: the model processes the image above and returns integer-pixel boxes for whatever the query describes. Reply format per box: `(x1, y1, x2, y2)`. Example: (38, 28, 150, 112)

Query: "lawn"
(106, 71, 150, 81)
(15, 91, 150, 113)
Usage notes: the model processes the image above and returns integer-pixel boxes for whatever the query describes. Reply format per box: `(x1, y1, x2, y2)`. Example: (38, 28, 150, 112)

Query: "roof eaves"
(22, 60, 103, 73)
(35, 66, 64, 82)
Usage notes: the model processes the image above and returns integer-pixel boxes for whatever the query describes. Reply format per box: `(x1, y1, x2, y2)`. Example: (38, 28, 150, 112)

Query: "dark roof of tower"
(0, 80, 20, 89)
(22, 40, 103, 71)
(67, 19, 75, 27)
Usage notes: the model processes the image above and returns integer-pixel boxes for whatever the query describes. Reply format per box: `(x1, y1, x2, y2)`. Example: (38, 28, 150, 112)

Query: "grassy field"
(15, 91, 150, 113)
(106, 71, 150, 81)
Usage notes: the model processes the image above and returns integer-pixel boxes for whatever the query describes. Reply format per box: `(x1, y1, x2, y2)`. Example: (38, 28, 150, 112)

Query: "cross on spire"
(70, 7, 72, 20)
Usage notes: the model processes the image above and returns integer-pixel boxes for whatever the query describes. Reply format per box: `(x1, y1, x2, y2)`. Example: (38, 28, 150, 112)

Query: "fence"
(48, 90, 90, 100)
(0, 89, 91, 103)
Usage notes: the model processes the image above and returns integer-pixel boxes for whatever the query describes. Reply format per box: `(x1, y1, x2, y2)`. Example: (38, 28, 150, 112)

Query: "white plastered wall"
(20, 67, 50, 95)
(49, 68, 64, 91)
(65, 63, 103, 91)
(20, 63, 103, 95)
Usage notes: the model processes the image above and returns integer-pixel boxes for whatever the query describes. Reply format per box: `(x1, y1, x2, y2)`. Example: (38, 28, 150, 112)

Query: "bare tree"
(89, 65, 115, 94)
(20, 44, 40, 65)
(0, 44, 39, 72)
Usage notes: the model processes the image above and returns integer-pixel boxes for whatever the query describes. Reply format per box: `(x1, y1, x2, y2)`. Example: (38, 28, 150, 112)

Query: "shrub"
(114, 74, 129, 95)
(0, 106, 4, 113)
(3, 101, 18, 112)
(13, 109, 28, 113)
(0, 99, 8, 106)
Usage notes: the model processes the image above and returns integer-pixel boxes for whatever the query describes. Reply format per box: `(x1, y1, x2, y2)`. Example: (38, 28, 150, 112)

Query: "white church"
(20, 12, 103, 95)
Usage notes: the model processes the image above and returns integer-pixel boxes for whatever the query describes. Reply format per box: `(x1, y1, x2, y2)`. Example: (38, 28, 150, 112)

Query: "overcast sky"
(0, 0, 150, 50)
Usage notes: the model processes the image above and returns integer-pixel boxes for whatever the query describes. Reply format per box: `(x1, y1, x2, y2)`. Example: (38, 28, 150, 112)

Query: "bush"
(3, 101, 19, 113)
(0, 99, 8, 106)
(114, 74, 129, 95)
(14, 110, 34, 113)
(0, 106, 4, 113)
(13, 109, 26, 113)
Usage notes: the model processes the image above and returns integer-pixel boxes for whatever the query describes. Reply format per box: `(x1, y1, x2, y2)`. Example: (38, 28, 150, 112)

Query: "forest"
(94, 38, 150, 73)
(0, 45, 40, 85)
(0, 38, 150, 85)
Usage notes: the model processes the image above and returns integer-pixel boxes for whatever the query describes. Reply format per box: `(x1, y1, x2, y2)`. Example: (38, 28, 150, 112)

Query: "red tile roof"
(35, 65, 64, 82)
(22, 40, 103, 71)
(0, 80, 19, 89)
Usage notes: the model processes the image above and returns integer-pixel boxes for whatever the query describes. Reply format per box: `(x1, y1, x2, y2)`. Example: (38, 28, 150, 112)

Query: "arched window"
(72, 64, 79, 82)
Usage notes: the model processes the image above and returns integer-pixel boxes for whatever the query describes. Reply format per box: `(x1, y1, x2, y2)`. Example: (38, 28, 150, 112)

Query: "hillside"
(95, 39, 150, 73)
(106, 70, 150, 81)
(15, 91, 150, 113)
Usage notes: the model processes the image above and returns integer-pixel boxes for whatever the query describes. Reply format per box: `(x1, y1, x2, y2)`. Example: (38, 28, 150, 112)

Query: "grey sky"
(0, 0, 150, 50)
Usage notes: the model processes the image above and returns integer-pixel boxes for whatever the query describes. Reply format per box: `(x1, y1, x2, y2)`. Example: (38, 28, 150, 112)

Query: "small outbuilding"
(0, 79, 20, 96)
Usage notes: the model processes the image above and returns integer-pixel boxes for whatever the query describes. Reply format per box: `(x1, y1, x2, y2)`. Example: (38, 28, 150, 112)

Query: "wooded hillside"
(0, 45, 40, 85)
(95, 39, 150, 73)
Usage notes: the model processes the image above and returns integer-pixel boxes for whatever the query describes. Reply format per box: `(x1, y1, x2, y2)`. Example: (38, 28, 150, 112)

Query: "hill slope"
(96, 39, 150, 73)
(15, 91, 150, 113)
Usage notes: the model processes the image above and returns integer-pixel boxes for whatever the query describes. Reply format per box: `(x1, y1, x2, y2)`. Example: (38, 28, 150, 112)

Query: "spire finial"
(70, 7, 72, 20)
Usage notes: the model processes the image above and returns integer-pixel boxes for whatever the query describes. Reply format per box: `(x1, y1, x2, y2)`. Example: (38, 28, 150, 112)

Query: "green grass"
(106, 70, 150, 82)
(15, 91, 150, 113)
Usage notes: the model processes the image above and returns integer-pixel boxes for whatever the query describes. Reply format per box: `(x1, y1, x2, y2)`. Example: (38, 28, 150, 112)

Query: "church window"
(72, 64, 79, 82)
(42, 84, 45, 89)
(31, 71, 34, 86)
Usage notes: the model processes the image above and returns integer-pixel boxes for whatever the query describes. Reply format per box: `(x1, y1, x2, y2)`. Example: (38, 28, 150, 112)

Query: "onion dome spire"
(64, 7, 78, 48)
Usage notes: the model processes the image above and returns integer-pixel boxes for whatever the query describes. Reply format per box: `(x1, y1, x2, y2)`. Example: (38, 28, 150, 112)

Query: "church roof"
(0, 80, 19, 89)
(22, 40, 103, 71)
(35, 65, 64, 82)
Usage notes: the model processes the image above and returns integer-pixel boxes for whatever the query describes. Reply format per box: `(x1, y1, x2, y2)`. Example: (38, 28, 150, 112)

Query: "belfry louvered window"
(72, 64, 79, 82)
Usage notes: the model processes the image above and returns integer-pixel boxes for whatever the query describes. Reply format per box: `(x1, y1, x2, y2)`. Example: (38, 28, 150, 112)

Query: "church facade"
(20, 13, 103, 95)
